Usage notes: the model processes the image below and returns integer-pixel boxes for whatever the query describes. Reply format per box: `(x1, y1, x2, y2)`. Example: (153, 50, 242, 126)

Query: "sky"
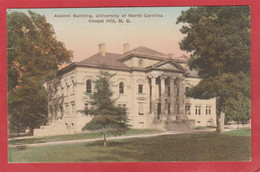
(7, 7, 190, 62)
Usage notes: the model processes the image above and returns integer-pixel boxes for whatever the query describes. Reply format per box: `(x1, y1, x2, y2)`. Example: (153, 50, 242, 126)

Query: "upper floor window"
(86, 80, 92, 93)
(71, 103, 76, 115)
(119, 82, 124, 94)
(195, 105, 201, 115)
(138, 84, 143, 94)
(186, 104, 191, 115)
(72, 82, 75, 95)
(66, 84, 70, 96)
(206, 106, 211, 115)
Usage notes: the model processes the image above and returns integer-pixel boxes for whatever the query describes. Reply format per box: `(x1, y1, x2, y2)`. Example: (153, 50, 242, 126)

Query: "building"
(34, 43, 216, 136)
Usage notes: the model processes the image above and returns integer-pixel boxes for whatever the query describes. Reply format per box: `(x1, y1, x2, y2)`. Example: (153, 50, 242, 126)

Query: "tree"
(177, 6, 251, 132)
(7, 11, 72, 135)
(82, 71, 130, 146)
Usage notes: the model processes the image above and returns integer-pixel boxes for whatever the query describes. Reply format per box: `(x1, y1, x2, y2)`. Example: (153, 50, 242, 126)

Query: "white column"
(170, 77, 176, 119)
(151, 77, 157, 116)
(160, 76, 166, 116)
(179, 77, 185, 115)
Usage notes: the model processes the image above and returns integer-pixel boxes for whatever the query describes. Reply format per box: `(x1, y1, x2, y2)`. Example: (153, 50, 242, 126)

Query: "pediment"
(152, 61, 186, 73)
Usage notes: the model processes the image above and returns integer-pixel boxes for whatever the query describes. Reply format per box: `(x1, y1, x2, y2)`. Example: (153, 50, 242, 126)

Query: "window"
(60, 105, 63, 113)
(55, 105, 58, 116)
(185, 87, 190, 98)
(138, 84, 143, 94)
(138, 102, 144, 115)
(122, 104, 126, 108)
(168, 103, 171, 115)
(86, 80, 92, 93)
(195, 105, 201, 115)
(119, 82, 124, 94)
(71, 103, 76, 115)
(168, 86, 170, 96)
(72, 82, 75, 95)
(84, 103, 89, 115)
(206, 106, 211, 115)
(185, 104, 191, 115)
(185, 87, 189, 93)
(65, 104, 69, 116)
(59, 105, 63, 118)
(66, 84, 69, 96)
(139, 122, 144, 128)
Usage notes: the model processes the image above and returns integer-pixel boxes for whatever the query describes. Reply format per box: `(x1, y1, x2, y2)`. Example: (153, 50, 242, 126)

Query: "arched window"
(185, 87, 189, 93)
(86, 80, 92, 93)
(119, 82, 124, 94)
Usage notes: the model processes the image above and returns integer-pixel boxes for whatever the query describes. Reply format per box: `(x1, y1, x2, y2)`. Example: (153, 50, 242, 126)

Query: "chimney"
(123, 43, 129, 53)
(98, 43, 106, 56)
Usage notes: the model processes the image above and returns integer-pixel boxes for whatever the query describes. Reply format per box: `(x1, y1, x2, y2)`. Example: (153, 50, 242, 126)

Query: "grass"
(8, 129, 162, 145)
(8, 130, 251, 162)
(222, 129, 251, 137)
(195, 126, 216, 130)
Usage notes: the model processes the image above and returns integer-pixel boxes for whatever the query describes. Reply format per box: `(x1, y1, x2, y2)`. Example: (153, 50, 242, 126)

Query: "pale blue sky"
(7, 7, 190, 62)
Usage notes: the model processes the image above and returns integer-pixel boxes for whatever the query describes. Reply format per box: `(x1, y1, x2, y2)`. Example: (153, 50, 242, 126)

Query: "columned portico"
(148, 72, 186, 122)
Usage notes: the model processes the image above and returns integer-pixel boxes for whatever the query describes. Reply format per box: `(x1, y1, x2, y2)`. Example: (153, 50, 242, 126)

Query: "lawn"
(222, 129, 251, 137)
(8, 130, 251, 162)
(8, 129, 162, 145)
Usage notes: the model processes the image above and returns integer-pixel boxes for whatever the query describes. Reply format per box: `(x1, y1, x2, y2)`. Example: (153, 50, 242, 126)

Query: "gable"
(158, 63, 180, 70)
(151, 61, 186, 73)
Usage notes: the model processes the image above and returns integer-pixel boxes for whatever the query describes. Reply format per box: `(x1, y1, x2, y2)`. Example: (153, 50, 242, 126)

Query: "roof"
(120, 46, 169, 60)
(58, 45, 192, 76)
(79, 52, 129, 69)
(185, 70, 199, 78)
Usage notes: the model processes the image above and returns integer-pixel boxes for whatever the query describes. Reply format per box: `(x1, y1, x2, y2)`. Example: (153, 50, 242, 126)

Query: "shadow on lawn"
(82, 133, 251, 162)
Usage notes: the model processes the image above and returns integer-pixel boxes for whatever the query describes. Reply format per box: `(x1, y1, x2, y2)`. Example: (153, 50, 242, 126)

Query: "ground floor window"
(168, 103, 171, 115)
(84, 103, 89, 115)
(138, 102, 144, 115)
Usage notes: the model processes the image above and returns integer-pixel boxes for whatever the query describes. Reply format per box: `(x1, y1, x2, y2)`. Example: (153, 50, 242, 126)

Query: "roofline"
(119, 53, 168, 62)
(184, 74, 200, 78)
(57, 62, 131, 76)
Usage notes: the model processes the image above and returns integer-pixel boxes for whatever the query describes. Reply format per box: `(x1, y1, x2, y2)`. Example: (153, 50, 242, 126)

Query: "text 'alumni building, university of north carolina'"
(34, 43, 216, 136)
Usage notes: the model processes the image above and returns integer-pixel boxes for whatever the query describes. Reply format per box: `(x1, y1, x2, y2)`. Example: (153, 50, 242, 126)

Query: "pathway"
(8, 129, 216, 148)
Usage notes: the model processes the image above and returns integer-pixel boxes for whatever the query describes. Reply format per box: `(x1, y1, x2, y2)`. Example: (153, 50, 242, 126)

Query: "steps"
(166, 119, 195, 131)
(34, 115, 93, 136)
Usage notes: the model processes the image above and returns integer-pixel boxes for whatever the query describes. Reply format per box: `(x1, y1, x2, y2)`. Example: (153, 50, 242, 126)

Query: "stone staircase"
(166, 119, 195, 131)
(34, 119, 69, 136)
(34, 115, 92, 137)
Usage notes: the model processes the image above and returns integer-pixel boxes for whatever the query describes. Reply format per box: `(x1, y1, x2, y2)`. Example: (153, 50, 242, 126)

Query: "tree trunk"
(217, 111, 225, 133)
(103, 132, 107, 146)
(16, 128, 20, 137)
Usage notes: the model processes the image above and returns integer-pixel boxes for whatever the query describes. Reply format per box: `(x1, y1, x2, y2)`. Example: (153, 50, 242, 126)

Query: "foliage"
(7, 11, 72, 134)
(82, 71, 130, 146)
(177, 6, 251, 125)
